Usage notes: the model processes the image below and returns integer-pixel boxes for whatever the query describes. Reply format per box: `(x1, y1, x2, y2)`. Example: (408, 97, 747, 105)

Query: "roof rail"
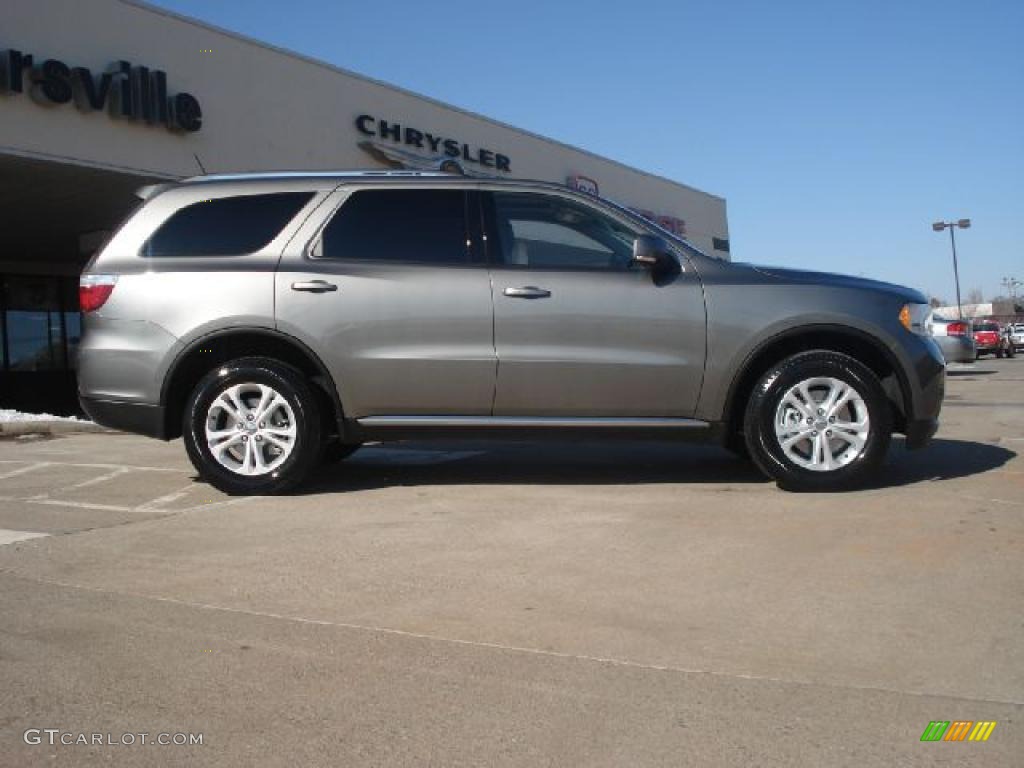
(180, 169, 457, 183)
(135, 182, 176, 200)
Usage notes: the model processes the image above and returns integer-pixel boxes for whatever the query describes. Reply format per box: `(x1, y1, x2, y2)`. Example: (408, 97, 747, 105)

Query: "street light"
(932, 218, 971, 320)
(1001, 276, 1021, 299)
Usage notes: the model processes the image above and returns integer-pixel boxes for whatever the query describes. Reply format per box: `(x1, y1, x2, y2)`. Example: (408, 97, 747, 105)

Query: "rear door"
(484, 189, 706, 417)
(276, 185, 496, 417)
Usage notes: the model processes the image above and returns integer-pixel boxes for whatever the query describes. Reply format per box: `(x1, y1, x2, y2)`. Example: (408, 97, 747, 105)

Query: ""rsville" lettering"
(0, 46, 201, 133)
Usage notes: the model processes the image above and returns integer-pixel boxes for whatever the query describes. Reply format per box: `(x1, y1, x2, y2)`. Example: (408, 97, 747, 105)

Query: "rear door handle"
(291, 280, 337, 293)
(503, 286, 551, 299)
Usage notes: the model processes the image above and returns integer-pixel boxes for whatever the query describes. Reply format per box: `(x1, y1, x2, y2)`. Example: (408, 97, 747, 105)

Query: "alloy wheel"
(773, 376, 870, 472)
(204, 382, 297, 476)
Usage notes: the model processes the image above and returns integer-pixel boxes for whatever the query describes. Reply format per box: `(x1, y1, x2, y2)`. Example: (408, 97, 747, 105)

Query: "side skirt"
(350, 415, 715, 443)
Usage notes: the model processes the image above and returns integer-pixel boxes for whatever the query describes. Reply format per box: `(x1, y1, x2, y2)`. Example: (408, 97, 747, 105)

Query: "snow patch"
(0, 409, 91, 424)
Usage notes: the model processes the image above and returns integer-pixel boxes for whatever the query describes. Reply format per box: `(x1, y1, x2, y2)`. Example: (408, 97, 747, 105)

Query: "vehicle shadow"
(861, 437, 1015, 488)
(301, 439, 769, 494)
(947, 369, 998, 377)
(296, 437, 1015, 495)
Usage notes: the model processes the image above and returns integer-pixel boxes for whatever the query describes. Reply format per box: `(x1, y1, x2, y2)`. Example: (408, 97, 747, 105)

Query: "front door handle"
(291, 280, 338, 293)
(503, 286, 551, 299)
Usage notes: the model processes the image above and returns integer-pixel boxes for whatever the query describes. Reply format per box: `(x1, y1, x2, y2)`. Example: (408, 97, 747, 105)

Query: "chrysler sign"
(356, 114, 510, 174)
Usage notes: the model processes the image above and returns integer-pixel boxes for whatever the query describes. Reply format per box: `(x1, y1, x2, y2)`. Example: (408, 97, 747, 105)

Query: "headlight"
(899, 303, 932, 335)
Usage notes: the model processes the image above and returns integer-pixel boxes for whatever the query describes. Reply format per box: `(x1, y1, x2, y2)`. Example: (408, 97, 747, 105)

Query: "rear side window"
(143, 192, 313, 257)
(319, 189, 472, 265)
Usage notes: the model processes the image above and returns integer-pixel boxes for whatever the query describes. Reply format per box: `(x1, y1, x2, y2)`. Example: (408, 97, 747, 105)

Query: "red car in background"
(973, 322, 1002, 358)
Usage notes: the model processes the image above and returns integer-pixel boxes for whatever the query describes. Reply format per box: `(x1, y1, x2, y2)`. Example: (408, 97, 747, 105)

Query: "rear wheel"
(183, 357, 322, 495)
(743, 351, 892, 491)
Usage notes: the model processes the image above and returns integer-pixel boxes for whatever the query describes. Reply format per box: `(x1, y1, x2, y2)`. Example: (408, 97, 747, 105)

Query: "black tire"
(183, 357, 322, 495)
(996, 349, 1004, 359)
(743, 350, 892, 492)
(322, 441, 363, 463)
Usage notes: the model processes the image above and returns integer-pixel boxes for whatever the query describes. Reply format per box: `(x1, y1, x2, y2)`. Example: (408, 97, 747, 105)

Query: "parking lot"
(1, 358, 1021, 766)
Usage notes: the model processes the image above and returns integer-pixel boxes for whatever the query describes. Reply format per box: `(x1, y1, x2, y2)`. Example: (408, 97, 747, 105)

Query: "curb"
(0, 421, 115, 437)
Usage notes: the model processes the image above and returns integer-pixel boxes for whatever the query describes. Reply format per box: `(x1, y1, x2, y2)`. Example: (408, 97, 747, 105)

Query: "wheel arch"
(720, 325, 911, 441)
(161, 328, 344, 441)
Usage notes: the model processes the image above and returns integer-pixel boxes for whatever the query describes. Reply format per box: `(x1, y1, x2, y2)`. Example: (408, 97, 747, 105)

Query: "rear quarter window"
(142, 192, 313, 257)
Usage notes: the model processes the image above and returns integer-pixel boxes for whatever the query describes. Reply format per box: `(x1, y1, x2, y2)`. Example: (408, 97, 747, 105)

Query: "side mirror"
(632, 235, 677, 278)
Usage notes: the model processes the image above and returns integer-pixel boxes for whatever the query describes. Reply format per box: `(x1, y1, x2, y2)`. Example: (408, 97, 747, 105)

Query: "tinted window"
(143, 192, 313, 257)
(975, 323, 998, 331)
(320, 189, 471, 265)
(491, 192, 636, 270)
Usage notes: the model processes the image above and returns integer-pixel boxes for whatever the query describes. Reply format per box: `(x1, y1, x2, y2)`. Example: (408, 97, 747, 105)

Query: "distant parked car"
(996, 326, 1016, 359)
(973, 322, 1001, 358)
(1009, 323, 1024, 351)
(928, 316, 975, 364)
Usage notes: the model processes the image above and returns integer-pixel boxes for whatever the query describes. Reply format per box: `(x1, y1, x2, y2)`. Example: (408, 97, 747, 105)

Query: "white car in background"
(1010, 323, 1024, 351)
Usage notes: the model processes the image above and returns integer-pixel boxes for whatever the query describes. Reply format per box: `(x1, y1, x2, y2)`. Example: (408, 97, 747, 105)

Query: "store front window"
(5, 277, 64, 370)
(65, 308, 82, 371)
(0, 275, 82, 414)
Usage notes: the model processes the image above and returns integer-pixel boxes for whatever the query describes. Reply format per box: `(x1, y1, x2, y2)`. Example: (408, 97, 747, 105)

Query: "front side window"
(490, 192, 637, 270)
(143, 192, 313, 257)
(319, 189, 472, 265)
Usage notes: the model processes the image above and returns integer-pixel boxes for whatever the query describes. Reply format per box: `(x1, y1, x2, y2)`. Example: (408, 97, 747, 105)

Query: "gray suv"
(78, 172, 944, 494)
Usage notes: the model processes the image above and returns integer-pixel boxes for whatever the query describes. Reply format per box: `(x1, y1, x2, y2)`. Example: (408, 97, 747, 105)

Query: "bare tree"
(966, 287, 984, 305)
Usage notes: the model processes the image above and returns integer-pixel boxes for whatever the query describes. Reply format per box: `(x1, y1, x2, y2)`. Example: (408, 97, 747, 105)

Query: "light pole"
(932, 218, 971, 320)
(1001, 276, 1021, 300)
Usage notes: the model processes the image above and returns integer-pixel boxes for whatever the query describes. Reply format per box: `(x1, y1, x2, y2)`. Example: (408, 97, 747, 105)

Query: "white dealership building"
(0, 0, 729, 413)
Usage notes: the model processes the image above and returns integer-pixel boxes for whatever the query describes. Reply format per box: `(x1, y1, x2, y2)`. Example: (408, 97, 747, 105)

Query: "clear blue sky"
(149, 0, 1023, 302)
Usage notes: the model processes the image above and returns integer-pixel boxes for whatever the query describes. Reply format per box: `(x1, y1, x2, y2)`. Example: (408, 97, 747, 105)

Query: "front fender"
(696, 279, 934, 423)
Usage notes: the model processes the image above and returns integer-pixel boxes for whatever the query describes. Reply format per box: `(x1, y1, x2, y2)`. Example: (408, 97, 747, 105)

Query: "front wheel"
(743, 351, 892, 491)
(183, 357, 322, 495)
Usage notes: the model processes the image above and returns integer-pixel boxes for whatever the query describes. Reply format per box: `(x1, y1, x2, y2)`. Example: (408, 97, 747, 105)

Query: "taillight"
(79, 274, 118, 312)
(946, 322, 967, 336)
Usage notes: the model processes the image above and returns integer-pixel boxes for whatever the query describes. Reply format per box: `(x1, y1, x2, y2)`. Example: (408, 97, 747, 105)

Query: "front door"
(486, 190, 705, 417)
(276, 186, 495, 418)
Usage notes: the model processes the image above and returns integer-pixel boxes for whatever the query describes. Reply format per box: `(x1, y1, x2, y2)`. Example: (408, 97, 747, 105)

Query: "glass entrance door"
(0, 275, 81, 415)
